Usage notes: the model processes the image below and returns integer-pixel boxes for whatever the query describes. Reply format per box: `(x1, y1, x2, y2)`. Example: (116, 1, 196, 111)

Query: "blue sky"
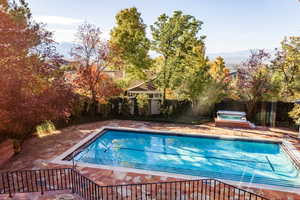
(27, 0, 300, 53)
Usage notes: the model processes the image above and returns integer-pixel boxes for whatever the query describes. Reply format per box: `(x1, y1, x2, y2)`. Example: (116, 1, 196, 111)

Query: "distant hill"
(207, 50, 251, 64)
(207, 50, 251, 72)
(54, 42, 74, 59)
(207, 49, 275, 71)
(54, 42, 273, 72)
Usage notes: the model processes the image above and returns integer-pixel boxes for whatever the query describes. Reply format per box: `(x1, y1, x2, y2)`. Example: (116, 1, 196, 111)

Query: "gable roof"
(127, 79, 158, 92)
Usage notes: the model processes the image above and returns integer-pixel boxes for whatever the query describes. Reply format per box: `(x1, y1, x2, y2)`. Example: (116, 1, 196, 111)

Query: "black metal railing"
(0, 168, 269, 200)
(0, 168, 72, 196)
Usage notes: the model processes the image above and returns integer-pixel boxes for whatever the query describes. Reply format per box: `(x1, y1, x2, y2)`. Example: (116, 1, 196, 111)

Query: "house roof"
(295, 100, 300, 104)
(127, 80, 158, 92)
(229, 71, 237, 76)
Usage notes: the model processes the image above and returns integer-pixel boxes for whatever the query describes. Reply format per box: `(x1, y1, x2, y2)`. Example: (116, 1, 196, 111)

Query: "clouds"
(33, 15, 111, 43)
(33, 16, 83, 42)
(34, 16, 84, 42)
(48, 28, 77, 43)
(34, 16, 83, 25)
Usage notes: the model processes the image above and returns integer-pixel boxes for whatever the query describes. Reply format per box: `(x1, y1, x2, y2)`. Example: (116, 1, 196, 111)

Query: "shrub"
(289, 104, 300, 125)
(0, 2, 76, 139)
(36, 121, 56, 135)
(136, 94, 149, 116)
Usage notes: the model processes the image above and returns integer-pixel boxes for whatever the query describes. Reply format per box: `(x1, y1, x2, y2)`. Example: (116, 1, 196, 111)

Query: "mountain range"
(55, 42, 273, 72)
(54, 42, 74, 59)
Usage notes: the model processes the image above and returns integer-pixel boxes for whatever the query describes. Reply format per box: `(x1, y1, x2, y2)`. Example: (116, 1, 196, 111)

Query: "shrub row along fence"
(76, 98, 296, 128)
(0, 168, 269, 200)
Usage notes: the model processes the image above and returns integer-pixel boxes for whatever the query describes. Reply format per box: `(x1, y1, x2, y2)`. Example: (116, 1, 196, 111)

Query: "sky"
(27, 0, 300, 54)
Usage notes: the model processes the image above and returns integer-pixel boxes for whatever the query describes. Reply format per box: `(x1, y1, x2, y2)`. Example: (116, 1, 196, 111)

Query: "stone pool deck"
(0, 120, 300, 200)
(0, 191, 83, 200)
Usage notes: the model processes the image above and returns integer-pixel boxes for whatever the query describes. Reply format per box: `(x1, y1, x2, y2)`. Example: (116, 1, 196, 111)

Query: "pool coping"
(51, 126, 300, 194)
(282, 141, 300, 170)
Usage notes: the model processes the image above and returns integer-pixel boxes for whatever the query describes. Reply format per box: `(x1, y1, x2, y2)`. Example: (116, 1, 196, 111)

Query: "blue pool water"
(74, 130, 300, 188)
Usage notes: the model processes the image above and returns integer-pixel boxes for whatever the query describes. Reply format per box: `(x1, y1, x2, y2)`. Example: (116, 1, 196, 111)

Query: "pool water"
(219, 114, 244, 121)
(74, 130, 300, 188)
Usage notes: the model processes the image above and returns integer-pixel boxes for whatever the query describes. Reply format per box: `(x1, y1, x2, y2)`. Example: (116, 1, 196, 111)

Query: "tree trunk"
(162, 87, 166, 105)
(246, 101, 257, 121)
(162, 56, 168, 106)
(90, 92, 97, 116)
(270, 101, 277, 127)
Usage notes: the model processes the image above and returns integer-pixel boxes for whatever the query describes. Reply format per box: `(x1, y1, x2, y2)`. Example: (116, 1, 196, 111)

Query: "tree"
(151, 11, 206, 104)
(73, 65, 122, 105)
(71, 22, 122, 113)
(289, 103, 300, 125)
(0, 0, 8, 10)
(178, 52, 230, 115)
(72, 22, 106, 69)
(271, 37, 300, 124)
(271, 36, 300, 99)
(110, 7, 151, 80)
(0, 0, 75, 138)
(233, 50, 274, 120)
(136, 93, 149, 116)
(175, 43, 209, 100)
(207, 56, 231, 102)
(209, 57, 230, 83)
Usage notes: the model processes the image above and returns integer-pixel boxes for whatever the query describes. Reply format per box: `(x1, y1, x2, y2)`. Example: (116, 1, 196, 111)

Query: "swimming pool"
(70, 129, 300, 188)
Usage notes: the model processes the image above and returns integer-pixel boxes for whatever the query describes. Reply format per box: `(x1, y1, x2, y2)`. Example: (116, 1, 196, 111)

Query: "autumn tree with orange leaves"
(0, 0, 76, 139)
(71, 22, 122, 114)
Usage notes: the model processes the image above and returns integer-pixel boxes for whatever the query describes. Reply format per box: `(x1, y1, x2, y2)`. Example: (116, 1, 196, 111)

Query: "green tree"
(207, 57, 231, 102)
(151, 10, 205, 104)
(289, 104, 300, 125)
(136, 93, 149, 116)
(110, 7, 151, 80)
(272, 36, 300, 100)
(179, 53, 231, 115)
(0, 0, 9, 9)
(271, 37, 300, 124)
(176, 43, 209, 100)
(209, 57, 230, 83)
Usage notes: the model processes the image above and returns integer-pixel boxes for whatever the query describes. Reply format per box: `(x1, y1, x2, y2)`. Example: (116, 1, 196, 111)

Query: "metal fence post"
(71, 169, 75, 194)
(6, 172, 12, 198)
(38, 170, 44, 195)
(0, 169, 270, 200)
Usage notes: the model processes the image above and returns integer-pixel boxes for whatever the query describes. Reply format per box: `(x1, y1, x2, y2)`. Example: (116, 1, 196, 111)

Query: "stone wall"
(0, 140, 14, 166)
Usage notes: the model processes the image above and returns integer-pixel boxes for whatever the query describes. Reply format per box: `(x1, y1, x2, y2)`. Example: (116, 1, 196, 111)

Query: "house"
(229, 71, 238, 79)
(103, 70, 124, 79)
(126, 80, 162, 115)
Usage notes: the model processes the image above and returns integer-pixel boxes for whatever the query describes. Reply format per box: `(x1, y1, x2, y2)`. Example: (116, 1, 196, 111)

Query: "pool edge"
(51, 126, 300, 195)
